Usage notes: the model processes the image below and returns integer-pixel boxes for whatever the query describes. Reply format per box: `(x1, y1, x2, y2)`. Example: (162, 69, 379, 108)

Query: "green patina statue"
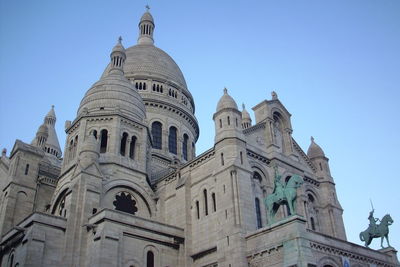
(359, 209, 393, 248)
(264, 166, 304, 224)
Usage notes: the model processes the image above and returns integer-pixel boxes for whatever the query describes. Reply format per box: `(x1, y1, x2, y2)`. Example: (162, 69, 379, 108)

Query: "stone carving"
(359, 209, 393, 248)
(264, 166, 304, 224)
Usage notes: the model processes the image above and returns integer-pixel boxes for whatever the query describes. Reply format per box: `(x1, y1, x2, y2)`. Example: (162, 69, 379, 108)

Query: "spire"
(43, 106, 62, 158)
(137, 6, 155, 45)
(241, 103, 252, 129)
(109, 37, 126, 75)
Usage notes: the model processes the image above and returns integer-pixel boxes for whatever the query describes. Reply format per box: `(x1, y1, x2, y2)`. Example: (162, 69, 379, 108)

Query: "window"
(255, 198, 262, 229)
(219, 119, 222, 128)
(151, 122, 162, 149)
(168, 126, 177, 154)
(204, 189, 208, 216)
(221, 153, 224, 166)
(92, 130, 97, 139)
(227, 116, 230, 125)
(120, 132, 128, 156)
(113, 192, 138, 215)
(240, 151, 243, 164)
(311, 217, 316, 230)
(253, 171, 262, 182)
(182, 134, 189, 160)
(129, 136, 136, 159)
(146, 251, 154, 267)
(196, 201, 200, 219)
(24, 164, 29, 175)
(100, 129, 108, 153)
(212, 193, 216, 212)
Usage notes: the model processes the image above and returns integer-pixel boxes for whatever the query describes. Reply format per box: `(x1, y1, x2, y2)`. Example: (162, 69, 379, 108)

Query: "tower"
(307, 136, 346, 239)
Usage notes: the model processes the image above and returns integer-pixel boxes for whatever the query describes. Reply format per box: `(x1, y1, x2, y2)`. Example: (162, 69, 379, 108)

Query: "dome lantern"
(138, 6, 155, 45)
(109, 37, 126, 75)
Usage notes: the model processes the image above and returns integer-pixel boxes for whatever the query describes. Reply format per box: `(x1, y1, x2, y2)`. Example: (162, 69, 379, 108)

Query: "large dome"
(123, 44, 188, 92)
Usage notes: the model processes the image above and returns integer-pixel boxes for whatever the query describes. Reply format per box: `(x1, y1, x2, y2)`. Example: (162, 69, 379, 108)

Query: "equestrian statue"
(264, 166, 304, 224)
(359, 209, 393, 248)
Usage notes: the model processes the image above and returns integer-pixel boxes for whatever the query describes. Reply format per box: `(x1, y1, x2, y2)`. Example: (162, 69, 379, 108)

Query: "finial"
(51, 105, 54, 109)
(145, 4, 150, 11)
(311, 136, 314, 142)
(242, 103, 245, 110)
(118, 36, 122, 44)
(1, 148, 6, 157)
(223, 87, 228, 94)
(271, 91, 278, 100)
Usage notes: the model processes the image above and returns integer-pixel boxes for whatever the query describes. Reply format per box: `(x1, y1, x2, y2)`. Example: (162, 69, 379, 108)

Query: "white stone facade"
(0, 10, 398, 267)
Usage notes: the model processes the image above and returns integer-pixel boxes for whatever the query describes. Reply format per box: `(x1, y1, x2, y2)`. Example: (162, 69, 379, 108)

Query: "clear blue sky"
(1, 0, 399, 251)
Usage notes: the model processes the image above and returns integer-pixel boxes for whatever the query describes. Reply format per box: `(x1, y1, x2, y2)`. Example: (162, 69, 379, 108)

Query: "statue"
(264, 167, 304, 224)
(359, 209, 393, 248)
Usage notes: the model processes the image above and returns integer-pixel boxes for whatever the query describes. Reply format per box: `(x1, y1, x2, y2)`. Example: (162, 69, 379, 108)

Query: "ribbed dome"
(216, 88, 238, 112)
(123, 44, 188, 91)
(307, 137, 325, 159)
(78, 73, 146, 121)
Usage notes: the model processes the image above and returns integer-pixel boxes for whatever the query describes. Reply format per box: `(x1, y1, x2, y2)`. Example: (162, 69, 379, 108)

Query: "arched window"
(153, 84, 156, 91)
(255, 198, 262, 229)
(227, 116, 230, 125)
(253, 171, 262, 182)
(168, 126, 177, 154)
(221, 153, 224, 166)
(182, 134, 189, 160)
(120, 132, 128, 156)
(311, 217, 316, 230)
(92, 130, 97, 139)
(203, 189, 208, 216)
(151, 122, 162, 149)
(196, 200, 200, 219)
(219, 119, 222, 128)
(129, 136, 136, 159)
(143, 83, 146, 90)
(146, 251, 154, 267)
(212, 193, 216, 212)
(100, 129, 108, 153)
(240, 151, 243, 164)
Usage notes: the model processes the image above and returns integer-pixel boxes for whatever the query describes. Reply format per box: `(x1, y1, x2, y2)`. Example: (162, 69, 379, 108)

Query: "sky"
(1, 0, 400, 252)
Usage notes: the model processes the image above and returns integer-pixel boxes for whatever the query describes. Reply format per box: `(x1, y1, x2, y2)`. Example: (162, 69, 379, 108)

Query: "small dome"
(242, 104, 251, 120)
(307, 137, 325, 159)
(140, 11, 154, 23)
(216, 88, 238, 112)
(112, 37, 125, 54)
(38, 123, 49, 135)
(78, 42, 146, 121)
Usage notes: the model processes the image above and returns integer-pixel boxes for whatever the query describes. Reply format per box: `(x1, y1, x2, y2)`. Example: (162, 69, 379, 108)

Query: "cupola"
(241, 103, 252, 129)
(138, 6, 155, 45)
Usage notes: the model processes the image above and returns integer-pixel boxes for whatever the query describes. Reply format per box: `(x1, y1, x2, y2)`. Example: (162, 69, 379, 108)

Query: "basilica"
(0, 9, 398, 267)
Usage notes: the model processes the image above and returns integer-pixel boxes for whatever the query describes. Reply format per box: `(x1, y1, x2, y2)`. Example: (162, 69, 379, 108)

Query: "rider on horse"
(368, 209, 379, 235)
(272, 166, 284, 201)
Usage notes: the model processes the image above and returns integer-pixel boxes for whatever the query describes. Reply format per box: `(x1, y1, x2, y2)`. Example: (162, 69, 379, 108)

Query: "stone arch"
(103, 180, 155, 218)
(143, 245, 159, 267)
(51, 188, 69, 217)
(317, 256, 340, 267)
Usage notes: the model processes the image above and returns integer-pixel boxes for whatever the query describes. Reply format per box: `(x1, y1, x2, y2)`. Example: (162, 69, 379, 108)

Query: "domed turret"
(33, 123, 49, 148)
(307, 136, 325, 159)
(138, 5, 155, 45)
(241, 103, 252, 129)
(216, 88, 238, 112)
(213, 88, 244, 144)
(78, 38, 146, 122)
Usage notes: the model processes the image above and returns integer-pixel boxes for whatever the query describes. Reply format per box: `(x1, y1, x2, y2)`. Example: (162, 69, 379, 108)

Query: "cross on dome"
(145, 5, 150, 11)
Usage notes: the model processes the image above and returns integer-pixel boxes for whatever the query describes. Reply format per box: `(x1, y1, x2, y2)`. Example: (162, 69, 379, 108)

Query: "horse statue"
(264, 173, 304, 224)
(359, 213, 393, 248)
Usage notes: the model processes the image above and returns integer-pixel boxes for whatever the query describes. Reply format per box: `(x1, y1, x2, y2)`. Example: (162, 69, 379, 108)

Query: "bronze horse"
(264, 174, 303, 224)
(359, 214, 393, 248)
